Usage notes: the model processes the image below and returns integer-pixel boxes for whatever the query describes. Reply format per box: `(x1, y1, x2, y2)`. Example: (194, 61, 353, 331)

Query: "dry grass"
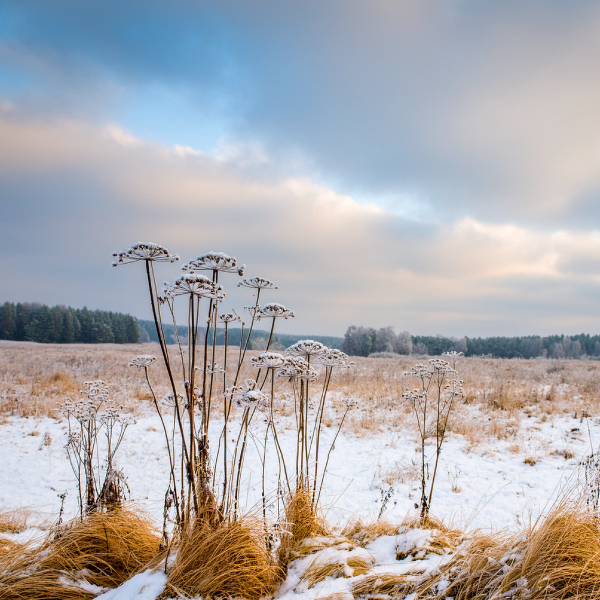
(353, 572, 413, 598)
(0, 509, 30, 534)
(278, 488, 329, 568)
(3, 341, 599, 450)
(300, 549, 375, 588)
(40, 506, 161, 589)
(417, 502, 600, 600)
(165, 515, 282, 600)
(0, 506, 160, 599)
(342, 519, 400, 546)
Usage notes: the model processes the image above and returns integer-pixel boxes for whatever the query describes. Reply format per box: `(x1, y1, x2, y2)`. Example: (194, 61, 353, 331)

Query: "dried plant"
(57, 381, 133, 515)
(114, 243, 356, 541)
(403, 352, 464, 520)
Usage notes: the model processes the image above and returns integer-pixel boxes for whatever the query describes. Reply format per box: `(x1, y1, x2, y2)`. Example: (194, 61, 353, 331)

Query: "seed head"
(128, 355, 156, 369)
(314, 348, 354, 368)
(257, 303, 295, 320)
(164, 273, 224, 300)
(219, 311, 241, 324)
(286, 339, 327, 358)
(277, 356, 318, 382)
(251, 352, 286, 369)
(238, 277, 278, 290)
(112, 242, 179, 266)
(181, 251, 245, 276)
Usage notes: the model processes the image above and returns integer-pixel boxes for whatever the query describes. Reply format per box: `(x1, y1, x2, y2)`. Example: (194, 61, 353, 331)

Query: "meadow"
(0, 339, 599, 599)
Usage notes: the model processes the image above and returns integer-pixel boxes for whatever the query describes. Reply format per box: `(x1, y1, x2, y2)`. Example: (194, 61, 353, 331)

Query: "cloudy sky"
(2, 1, 600, 337)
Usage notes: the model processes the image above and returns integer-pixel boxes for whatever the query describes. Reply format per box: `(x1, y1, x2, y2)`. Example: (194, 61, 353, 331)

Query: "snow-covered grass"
(1, 342, 600, 599)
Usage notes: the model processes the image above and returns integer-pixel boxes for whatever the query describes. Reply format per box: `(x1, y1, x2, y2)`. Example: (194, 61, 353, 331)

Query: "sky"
(2, 1, 600, 337)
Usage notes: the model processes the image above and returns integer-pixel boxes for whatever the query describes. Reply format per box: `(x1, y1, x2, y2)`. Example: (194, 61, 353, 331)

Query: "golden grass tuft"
(352, 572, 412, 598)
(418, 502, 600, 600)
(300, 549, 375, 588)
(342, 519, 400, 546)
(0, 509, 30, 534)
(278, 488, 329, 568)
(40, 506, 161, 589)
(0, 507, 161, 599)
(165, 515, 282, 600)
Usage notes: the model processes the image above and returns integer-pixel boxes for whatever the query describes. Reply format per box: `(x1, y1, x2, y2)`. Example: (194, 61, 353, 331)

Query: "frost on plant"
(112, 242, 179, 266)
(57, 380, 133, 515)
(181, 251, 245, 275)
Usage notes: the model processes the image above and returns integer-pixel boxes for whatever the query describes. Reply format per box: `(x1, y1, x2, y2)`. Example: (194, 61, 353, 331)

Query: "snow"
(0, 409, 594, 530)
(0, 404, 597, 599)
(95, 570, 167, 600)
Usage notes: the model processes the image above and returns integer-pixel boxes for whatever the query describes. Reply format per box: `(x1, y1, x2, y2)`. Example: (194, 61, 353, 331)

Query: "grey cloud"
(2, 112, 600, 337)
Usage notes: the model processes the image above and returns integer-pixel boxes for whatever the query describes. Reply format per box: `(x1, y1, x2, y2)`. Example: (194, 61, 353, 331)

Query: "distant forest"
(3, 302, 600, 359)
(137, 320, 343, 350)
(0, 302, 139, 344)
(342, 325, 600, 359)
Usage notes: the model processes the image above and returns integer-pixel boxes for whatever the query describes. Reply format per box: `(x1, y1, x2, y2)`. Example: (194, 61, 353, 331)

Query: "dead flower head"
(128, 355, 156, 369)
(314, 348, 354, 368)
(286, 339, 327, 358)
(219, 311, 241, 324)
(252, 352, 286, 369)
(164, 273, 224, 300)
(257, 303, 295, 320)
(112, 242, 179, 266)
(238, 277, 278, 290)
(277, 356, 318, 382)
(181, 251, 245, 275)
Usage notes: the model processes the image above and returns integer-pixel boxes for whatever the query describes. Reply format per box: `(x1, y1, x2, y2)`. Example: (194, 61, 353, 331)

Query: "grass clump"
(165, 515, 282, 600)
(0, 506, 160, 600)
(419, 502, 600, 600)
(40, 506, 161, 589)
(278, 488, 329, 568)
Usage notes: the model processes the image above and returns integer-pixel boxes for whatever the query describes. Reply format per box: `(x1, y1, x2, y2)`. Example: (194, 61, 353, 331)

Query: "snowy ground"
(0, 405, 594, 533)
(1, 404, 597, 599)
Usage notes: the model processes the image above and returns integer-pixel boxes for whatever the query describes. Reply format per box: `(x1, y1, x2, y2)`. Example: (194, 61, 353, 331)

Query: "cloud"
(4, 1, 600, 228)
(2, 111, 600, 337)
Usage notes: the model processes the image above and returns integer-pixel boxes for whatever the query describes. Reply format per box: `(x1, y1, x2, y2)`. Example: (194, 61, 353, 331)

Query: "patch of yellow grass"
(165, 515, 282, 600)
(418, 502, 600, 600)
(278, 488, 329, 568)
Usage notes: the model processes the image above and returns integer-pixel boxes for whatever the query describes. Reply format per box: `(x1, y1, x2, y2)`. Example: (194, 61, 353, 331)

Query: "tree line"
(0, 302, 139, 344)
(137, 319, 342, 350)
(342, 325, 600, 359)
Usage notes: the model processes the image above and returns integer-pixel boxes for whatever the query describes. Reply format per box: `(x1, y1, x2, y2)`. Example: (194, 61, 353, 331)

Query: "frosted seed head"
(111, 242, 179, 266)
(238, 277, 278, 290)
(181, 251, 244, 275)
(256, 303, 295, 320)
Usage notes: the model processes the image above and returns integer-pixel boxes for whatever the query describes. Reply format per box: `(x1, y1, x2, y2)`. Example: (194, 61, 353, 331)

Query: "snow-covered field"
(1, 403, 593, 532)
(2, 344, 599, 599)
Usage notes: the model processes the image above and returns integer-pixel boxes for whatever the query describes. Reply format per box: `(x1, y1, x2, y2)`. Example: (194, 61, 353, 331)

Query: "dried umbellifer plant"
(402, 351, 464, 520)
(57, 381, 133, 516)
(114, 243, 356, 540)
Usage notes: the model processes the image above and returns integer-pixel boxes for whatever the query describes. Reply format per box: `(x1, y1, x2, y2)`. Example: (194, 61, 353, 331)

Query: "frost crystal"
(181, 251, 245, 275)
(112, 242, 179, 266)
(251, 352, 286, 369)
(238, 277, 278, 290)
(257, 303, 295, 320)
(164, 273, 224, 300)
(128, 355, 156, 369)
(286, 340, 327, 358)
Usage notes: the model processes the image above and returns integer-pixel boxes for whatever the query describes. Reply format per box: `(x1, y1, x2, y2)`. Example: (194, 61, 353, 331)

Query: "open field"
(2, 341, 600, 599)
